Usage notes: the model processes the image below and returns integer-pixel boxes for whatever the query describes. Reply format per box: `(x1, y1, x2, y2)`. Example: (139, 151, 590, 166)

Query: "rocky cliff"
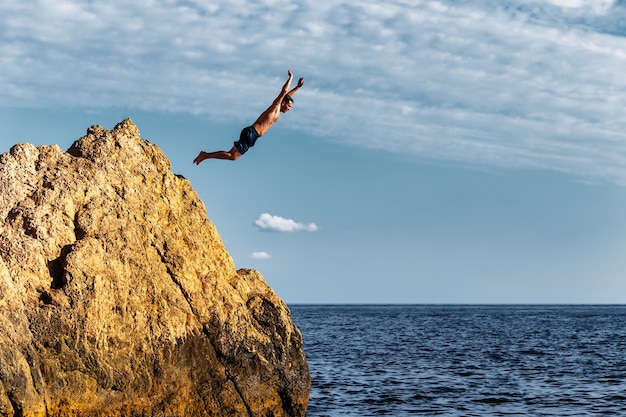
(0, 119, 310, 416)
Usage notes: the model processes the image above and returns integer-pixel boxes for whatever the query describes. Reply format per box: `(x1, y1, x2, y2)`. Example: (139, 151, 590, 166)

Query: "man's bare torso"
(252, 102, 282, 136)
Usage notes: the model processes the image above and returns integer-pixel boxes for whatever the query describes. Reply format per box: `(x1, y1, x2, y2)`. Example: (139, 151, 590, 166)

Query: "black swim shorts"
(234, 126, 260, 155)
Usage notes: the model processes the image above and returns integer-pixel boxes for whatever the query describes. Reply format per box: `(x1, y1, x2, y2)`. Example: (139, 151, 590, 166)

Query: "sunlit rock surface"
(0, 119, 309, 416)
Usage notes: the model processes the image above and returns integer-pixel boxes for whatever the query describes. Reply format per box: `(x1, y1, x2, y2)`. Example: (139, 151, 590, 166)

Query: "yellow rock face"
(0, 119, 310, 417)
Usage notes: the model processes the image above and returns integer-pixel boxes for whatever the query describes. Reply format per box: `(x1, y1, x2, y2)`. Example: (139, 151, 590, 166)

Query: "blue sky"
(1, 0, 625, 303)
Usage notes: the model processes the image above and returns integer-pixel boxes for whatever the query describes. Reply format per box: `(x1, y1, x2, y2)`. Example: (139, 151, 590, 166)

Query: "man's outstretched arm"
(288, 77, 304, 97)
(271, 70, 294, 105)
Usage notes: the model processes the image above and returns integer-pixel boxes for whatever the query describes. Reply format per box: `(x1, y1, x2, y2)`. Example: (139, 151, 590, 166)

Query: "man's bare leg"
(194, 146, 241, 164)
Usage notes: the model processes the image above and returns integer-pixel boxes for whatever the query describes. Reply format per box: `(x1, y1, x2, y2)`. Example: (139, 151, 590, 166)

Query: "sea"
(289, 305, 626, 417)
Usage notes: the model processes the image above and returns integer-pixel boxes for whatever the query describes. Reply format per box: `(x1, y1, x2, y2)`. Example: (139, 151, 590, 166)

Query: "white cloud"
(250, 251, 271, 260)
(2, 0, 626, 184)
(547, 0, 615, 13)
(254, 213, 318, 233)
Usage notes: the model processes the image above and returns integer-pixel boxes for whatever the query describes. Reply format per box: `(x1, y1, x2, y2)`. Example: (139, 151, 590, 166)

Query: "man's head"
(280, 95, 293, 112)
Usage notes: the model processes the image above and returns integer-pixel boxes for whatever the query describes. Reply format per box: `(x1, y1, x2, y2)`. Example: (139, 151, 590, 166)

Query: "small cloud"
(254, 213, 318, 233)
(251, 251, 271, 260)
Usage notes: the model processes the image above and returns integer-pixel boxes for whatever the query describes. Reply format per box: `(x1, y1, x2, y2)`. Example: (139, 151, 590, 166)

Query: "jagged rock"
(0, 119, 310, 416)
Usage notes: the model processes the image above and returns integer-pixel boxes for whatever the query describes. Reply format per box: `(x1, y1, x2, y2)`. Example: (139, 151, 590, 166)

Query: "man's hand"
(297, 77, 304, 88)
(288, 69, 293, 78)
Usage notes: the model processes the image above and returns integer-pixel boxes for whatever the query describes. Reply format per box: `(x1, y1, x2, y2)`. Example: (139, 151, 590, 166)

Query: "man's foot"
(193, 151, 208, 165)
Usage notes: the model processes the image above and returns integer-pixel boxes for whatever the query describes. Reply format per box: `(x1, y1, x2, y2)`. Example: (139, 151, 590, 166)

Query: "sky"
(1, 0, 625, 304)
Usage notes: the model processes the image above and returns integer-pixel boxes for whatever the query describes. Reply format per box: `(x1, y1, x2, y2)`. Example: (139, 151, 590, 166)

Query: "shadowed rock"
(0, 119, 310, 416)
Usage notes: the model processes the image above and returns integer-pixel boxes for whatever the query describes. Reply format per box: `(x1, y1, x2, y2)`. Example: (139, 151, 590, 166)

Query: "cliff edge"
(0, 119, 310, 416)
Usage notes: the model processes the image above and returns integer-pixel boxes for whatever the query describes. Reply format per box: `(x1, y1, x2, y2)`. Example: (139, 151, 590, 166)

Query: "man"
(193, 70, 304, 163)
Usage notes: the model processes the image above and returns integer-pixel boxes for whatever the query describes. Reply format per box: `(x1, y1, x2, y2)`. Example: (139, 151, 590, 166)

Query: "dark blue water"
(290, 305, 626, 416)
